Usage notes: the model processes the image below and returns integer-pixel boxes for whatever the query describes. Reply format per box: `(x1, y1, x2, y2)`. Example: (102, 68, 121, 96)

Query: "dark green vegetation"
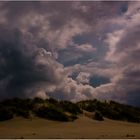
(0, 98, 140, 123)
(78, 99, 140, 123)
(93, 111, 104, 121)
(0, 98, 82, 122)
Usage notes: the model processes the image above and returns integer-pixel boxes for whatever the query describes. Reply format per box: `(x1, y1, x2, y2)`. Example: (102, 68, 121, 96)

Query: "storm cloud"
(0, 1, 140, 106)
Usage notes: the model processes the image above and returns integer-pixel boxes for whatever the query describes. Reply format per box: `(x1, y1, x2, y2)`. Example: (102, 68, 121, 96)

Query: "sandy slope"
(0, 115, 140, 139)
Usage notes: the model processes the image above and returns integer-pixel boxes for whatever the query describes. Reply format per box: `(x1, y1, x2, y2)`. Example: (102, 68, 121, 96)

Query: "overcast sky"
(0, 1, 140, 106)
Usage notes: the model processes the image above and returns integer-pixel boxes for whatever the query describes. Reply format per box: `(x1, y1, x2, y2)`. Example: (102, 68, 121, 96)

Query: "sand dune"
(0, 115, 140, 139)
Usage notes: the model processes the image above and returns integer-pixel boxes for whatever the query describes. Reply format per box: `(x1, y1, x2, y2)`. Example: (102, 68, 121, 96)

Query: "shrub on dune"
(34, 105, 69, 121)
(93, 111, 104, 121)
(0, 106, 14, 121)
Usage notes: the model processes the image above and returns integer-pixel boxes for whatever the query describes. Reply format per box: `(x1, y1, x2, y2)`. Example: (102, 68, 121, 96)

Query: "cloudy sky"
(0, 1, 140, 106)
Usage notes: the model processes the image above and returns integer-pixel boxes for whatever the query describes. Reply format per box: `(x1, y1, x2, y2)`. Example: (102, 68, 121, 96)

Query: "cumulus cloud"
(103, 2, 140, 106)
(76, 72, 90, 84)
(0, 25, 67, 100)
(0, 1, 139, 107)
(0, 23, 94, 101)
(75, 43, 96, 52)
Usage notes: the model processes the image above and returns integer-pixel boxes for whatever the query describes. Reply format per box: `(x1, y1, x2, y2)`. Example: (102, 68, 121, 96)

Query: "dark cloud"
(0, 1, 139, 107)
(0, 25, 65, 99)
(105, 2, 140, 106)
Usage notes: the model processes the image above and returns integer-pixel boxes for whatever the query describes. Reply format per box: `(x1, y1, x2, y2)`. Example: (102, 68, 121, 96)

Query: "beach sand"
(0, 115, 140, 139)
